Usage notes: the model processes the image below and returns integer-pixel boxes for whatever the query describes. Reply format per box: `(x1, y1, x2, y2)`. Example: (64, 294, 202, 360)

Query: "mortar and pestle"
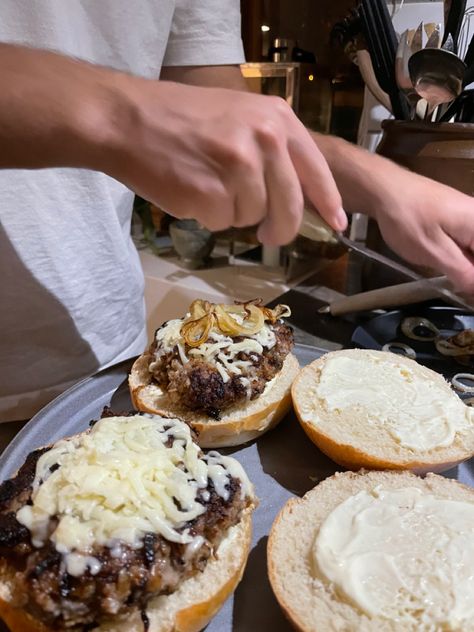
(169, 219, 215, 270)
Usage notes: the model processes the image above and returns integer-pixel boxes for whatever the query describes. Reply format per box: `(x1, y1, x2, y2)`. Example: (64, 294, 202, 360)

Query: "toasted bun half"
(268, 470, 474, 632)
(292, 349, 474, 474)
(129, 353, 299, 448)
(0, 507, 252, 632)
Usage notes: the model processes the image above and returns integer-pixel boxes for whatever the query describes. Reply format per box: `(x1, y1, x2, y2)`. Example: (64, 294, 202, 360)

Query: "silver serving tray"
(0, 343, 473, 632)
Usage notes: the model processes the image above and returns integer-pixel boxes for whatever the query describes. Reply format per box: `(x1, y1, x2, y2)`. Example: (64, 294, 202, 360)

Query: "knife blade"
(336, 232, 474, 312)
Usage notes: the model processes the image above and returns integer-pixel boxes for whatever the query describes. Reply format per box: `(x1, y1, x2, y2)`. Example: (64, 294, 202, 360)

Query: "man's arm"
(313, 131, 474, 293)
(0, 43, 119, 170)
(162, 64, 474, 292)
(0, 44, 346, 244)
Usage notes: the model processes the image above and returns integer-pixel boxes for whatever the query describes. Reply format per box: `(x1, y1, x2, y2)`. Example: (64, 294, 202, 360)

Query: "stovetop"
(269, 251, 471, 360)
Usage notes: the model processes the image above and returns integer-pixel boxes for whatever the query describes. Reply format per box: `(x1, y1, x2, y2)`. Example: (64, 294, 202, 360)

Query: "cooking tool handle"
(442, 0, 467, 52)
(319, 278, 448, 316)
(357, 50, 393, 111)
(465, 32, 474, 68)
(465, 63, 474, 87)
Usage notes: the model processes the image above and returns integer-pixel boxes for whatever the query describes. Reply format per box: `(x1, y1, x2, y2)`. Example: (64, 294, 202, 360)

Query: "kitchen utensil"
(408, 47, 466, 117)
(442, 32, 456, 53)
(301, 206, 474, 311)
(465, 62, 474, 86)
(357, 49, 393, 111)
(335, 232, 474, 312)
(425, 23, 442, 49)
(411, 22, 424, 54)
(395, 29, 420, 117)
(439, 88, 474, 121)
(442, 0, 467, 53)
(465, 33, 474, 86)
(464, 32, 474, 66)
(319, 277, 450, 316)
(360, 0, 409, 119)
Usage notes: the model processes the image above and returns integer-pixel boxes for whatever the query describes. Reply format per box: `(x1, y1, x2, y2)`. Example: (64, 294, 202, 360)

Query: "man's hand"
(107, 79, 347, 245)
(0, 45, 347, 245)
(374, 172, 474, 294)
(313, 132, 474, 294)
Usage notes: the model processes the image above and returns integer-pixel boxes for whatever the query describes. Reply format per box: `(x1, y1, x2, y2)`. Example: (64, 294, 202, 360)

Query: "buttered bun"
(268, 470, 474, 632)
(292, 349, 474, 474)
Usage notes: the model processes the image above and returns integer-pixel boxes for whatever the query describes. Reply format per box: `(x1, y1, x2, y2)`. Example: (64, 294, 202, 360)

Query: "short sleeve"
(162, 0, 246, 67)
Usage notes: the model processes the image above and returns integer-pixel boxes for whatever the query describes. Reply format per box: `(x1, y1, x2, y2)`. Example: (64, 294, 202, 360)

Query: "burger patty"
(0, 429, 249, 630)
(149, 322, 294, 418)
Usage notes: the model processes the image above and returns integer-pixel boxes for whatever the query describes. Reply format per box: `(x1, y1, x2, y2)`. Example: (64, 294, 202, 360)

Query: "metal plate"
(0, 342, 473, 632)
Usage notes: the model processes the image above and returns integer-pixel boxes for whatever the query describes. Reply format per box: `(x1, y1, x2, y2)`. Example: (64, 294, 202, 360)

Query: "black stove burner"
(351, 306, 474, 399)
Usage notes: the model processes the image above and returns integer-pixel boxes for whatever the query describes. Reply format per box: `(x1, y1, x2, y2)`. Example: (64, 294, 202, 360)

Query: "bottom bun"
(0, 508, 253, 632)
(268, 470, 474, 632)
(129, 353, 299, 448)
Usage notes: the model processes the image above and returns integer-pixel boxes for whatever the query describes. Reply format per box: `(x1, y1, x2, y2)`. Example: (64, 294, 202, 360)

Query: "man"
(1, 0, 474, 426)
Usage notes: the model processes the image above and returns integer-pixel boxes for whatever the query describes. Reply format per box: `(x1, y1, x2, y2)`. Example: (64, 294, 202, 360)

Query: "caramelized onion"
(401, 317, 439, 341)
(188, 299, 211, 321)
(180, 299, 291, 346)
(262, 304, 292, 323)
(451, 373, 474, 393)
(435, 330, 474, 357)
(215, 304, 264, 336)
(381, 342, 416, 359)
(181, 314, 213, 348)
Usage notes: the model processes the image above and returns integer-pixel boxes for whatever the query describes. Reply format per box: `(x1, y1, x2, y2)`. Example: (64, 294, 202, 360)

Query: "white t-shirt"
(0, 0, 245, 421)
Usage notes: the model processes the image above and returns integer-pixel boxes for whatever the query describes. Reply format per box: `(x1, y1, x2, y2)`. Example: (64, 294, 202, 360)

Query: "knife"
(335, 232, 474, 312)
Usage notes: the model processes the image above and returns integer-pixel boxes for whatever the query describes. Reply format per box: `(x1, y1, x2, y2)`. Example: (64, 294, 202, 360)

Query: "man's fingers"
(287, 119, 347, 232)
(436, 233, 474, 295)
(257, 147, 304, 246)
(232, 160, 267, 228)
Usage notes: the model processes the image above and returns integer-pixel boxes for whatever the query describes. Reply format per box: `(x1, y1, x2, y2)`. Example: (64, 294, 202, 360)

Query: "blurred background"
(241, 0, 365, 141)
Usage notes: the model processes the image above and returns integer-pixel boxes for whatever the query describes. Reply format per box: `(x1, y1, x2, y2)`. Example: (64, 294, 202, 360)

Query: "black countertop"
(268, 250, 449, 352)
(268, 251, 376, 351)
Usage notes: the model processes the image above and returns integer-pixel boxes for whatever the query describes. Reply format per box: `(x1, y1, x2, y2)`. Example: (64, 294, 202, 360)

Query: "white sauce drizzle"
(151, 317, 278, 384)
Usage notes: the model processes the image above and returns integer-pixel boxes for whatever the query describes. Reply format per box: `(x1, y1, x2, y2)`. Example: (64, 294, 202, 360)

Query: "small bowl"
(169, 219, 215, 269)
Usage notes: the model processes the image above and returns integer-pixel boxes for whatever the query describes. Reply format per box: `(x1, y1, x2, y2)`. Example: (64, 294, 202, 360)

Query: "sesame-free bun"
(268, 470, 474, 632)
(291, 349, 474, 474)
(0, 507, 253, 632)
(129, 352, 299, 448)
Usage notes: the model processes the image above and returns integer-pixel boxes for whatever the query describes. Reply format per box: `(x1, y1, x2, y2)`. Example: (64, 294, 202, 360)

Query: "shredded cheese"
(16, 415, 253, 576)
(151, 317, 278, 384)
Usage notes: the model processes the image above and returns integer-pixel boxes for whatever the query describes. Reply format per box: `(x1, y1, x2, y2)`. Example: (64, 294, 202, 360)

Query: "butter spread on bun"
(268, 470, 474, 632)
(292, 349, 474, 474)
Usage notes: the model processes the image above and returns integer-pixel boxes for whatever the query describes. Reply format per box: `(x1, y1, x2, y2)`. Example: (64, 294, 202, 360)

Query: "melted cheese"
(313, 486, 474, 630)
(16, 415, 253, 576)
(152, 317, 278, 383)
(306, 354, 474, 451)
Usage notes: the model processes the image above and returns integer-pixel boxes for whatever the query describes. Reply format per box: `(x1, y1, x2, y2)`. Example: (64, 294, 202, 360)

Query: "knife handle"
(320, 277, 448, 317)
